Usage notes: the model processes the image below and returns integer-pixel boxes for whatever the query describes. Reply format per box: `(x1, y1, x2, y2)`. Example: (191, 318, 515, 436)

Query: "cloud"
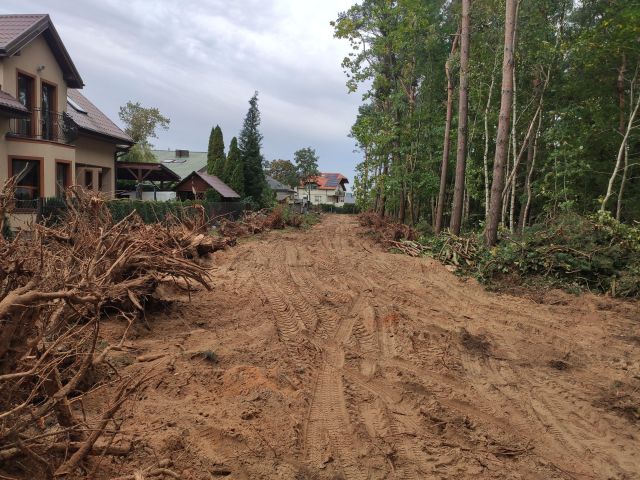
(1, 0, 363, 185)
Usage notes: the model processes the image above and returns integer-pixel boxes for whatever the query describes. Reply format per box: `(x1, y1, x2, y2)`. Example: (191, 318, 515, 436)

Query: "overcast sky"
(2, 0, 362, 187)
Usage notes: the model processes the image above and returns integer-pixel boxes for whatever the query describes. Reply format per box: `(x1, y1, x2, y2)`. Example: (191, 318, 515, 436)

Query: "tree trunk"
(435, 30, 460, 234)
(522, 112, 542, 229)
(518, 129, 535, 231)
(450, 0, 471, 235)
(615, 55, 627, 221)
(483, 59, 498, 219)
(601, 66, 640, 213)
(379, 158, 389, 217)
(616, 145, 629, 221)
(485, 0, 518, 246)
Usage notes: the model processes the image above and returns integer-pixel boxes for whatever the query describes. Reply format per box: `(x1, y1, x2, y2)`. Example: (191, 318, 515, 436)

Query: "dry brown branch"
(0, 183, 213, 478)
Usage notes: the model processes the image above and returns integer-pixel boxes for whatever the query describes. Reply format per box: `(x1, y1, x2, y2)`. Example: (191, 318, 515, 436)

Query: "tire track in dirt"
(119, 215, 639, 479)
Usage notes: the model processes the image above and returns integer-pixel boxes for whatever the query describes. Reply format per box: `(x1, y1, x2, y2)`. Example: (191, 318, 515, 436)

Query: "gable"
(0, 14, 83, 88)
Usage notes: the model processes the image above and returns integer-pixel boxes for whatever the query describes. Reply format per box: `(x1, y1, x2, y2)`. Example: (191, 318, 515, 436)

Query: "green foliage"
(415, 212, 640, 297)
(118, 101, 170, 146)
(294, 147, 320, 204)
(107, 199, 239, 224)
(268, 159, 299, 188)
(207, 125, 226, 178)
(294, 147, 320, 182)
(318, 203, 359, 214)
(225, 137, 244, 197)
(204, 189, 221, 203)
(119, 142, 157, 163)
(239, 92, 267, 206)
(334, 0, 640, 229)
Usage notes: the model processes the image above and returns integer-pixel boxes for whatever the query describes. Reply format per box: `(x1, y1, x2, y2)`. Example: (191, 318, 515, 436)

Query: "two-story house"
(0, 14, 133, 227)
(296, 172, 349, 206)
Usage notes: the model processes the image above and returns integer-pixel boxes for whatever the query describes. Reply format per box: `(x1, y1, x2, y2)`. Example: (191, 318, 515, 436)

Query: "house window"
(41, 82, 57, 141)
(55, 162, 70, 197)
(11, 158, 41, 208)
(84, 170, 93, 190)
(314, 195, 321, 204)
(17, 73, 35, 136)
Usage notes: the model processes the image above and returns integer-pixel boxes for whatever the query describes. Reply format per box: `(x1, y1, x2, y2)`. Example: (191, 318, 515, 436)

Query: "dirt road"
(101, 215, 639, 479)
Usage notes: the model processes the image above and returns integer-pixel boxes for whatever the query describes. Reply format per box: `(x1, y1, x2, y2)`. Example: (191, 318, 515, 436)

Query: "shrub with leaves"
(364, 210, 640, 298)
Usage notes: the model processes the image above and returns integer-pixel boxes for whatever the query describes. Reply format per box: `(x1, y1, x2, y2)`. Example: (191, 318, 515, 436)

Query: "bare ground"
(96, 214, 639, 479)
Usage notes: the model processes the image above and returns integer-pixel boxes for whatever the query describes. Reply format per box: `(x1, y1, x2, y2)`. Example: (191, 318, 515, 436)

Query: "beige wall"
(4, 138, 75, 197)
(74, 136, 117, 195)
(296, 187, 345, 206)
(1, 36, 67, 113)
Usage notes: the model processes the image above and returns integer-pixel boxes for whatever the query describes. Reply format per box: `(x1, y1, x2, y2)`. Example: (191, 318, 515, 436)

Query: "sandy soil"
(96, 214, 639, 479)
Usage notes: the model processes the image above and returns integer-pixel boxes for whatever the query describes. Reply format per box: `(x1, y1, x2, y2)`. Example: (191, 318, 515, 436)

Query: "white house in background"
(295, 172, 349, 206)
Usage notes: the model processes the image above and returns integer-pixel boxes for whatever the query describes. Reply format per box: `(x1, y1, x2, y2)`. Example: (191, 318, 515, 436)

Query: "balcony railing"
(8, 108, 78, 144)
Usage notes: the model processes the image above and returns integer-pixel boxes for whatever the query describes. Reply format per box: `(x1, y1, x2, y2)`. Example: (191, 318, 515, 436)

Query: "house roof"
(176, 171, 240, 199)
(266, 175, 294, 192)
(0, 14, 83, 88)
(67, 89, 133, 145)
(0, 90, 30, 117)
(153, 150, 207, 179)
(301, 172, 349, 190)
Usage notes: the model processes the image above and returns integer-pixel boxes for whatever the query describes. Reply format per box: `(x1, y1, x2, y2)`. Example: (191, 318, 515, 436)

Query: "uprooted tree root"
(218, 206, 308, 238)
(0, 181, 212, 479)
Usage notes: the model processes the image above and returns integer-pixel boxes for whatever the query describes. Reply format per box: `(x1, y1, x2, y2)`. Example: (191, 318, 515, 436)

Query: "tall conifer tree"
(225, 137, 244, 197)
(238, 92, 266, 203)
(207, 125, 226, 178)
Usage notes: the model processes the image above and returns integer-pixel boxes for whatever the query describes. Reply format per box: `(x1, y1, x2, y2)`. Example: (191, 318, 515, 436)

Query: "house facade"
(296, 172, 349, 206)
(0, 14, 132, 227)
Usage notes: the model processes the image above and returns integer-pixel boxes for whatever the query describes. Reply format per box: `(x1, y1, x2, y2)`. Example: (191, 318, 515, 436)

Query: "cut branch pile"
(0, 181, 211, 478)
(359, 211, 417, 245)
(218, 206, 305, 238)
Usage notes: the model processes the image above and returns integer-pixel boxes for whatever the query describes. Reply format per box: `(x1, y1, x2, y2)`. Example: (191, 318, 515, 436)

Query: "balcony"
(7, 108, 78, 144)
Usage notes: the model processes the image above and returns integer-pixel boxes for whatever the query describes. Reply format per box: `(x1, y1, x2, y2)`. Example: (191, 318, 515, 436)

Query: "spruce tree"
(207, 125, 226, 178)
(238, 92, 266, 204)
(225, 137, 244, 197)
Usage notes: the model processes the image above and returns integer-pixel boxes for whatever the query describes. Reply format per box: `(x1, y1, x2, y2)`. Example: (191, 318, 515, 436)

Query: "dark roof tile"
(67, 89, 133, 144)
(0, 14, 46, 49)
(0, 90, 29, 114)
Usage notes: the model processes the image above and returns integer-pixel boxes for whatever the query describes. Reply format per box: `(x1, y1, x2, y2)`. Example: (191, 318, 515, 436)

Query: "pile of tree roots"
(0, 179, 212, 478)
(218, 206, 304, 238)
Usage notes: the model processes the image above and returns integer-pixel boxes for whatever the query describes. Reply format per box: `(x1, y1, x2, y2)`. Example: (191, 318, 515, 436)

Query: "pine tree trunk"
(435, 30, 460, 234)
(483, 60, 498, 220)
(450, 0, 471, 235)
(485, 0, 518, 246)
(509, 30, 518, 233)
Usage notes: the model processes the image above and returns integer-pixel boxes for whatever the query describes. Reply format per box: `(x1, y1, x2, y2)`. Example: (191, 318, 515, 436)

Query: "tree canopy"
(334, 0, 640, 239)
(118, 101, 170, 163)
(268, 159, 299, 188)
